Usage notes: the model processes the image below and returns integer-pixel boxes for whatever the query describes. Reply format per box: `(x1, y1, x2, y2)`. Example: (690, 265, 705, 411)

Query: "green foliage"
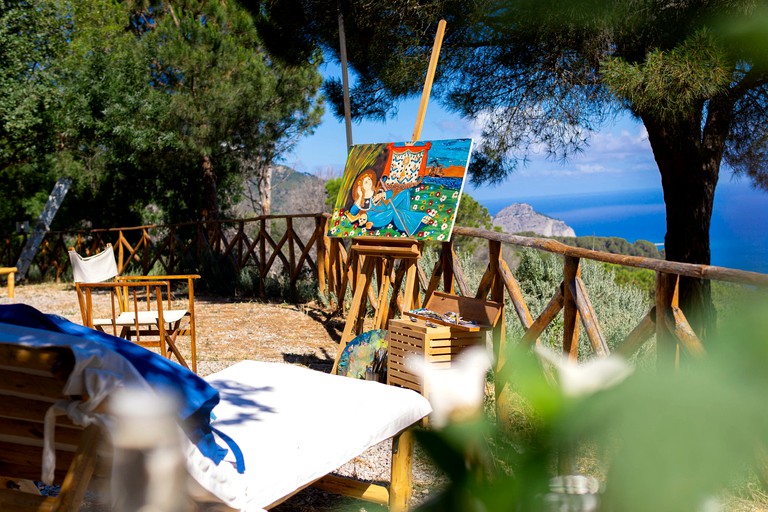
(603, 28, 733, 122)
(452, 193, 496, 254)
(552, 235, 662, 258)
(0, 0, 324, 233)
(415, 294, 768, 512)
(324, 177, 343, 212)
(508, 249, 651, 359)
(606, 264, 655, 299)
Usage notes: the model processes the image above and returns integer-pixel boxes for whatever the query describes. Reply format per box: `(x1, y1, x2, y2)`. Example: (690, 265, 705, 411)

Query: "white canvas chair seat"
(0, 318, 431, 512)
(91, 309, 189, 327)
(68, 244, 199, 372)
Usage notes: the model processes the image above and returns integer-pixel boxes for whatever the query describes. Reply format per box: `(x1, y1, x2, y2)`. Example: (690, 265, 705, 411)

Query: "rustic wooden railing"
(5, 214, 768, 376)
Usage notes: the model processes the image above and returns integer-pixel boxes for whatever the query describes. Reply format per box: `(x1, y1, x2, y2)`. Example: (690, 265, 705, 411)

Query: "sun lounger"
(0, 304, 431, 511)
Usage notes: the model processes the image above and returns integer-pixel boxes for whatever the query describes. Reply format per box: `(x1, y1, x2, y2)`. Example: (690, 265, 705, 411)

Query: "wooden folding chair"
(69, 244, 200, 372)
(0, 343, 101, 511)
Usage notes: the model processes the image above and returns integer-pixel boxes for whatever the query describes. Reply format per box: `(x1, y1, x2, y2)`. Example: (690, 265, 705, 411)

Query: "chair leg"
(389, 428, 414, 512)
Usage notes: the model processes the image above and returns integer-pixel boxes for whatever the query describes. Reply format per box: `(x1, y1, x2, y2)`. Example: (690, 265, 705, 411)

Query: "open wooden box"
(403, 291, 503, 331)
(388, 292, 502, 399)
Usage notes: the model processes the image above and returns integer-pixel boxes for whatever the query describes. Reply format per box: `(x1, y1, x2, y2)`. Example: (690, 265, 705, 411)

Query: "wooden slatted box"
(386, 318, 485, 398)
(386, 292, 502, 398)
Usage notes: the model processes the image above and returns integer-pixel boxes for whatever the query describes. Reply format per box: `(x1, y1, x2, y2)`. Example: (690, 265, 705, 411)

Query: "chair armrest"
(117, 275, 200, 281)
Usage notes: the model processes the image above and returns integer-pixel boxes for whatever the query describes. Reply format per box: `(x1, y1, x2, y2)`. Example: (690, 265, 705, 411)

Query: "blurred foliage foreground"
(410, 295, 768, 512)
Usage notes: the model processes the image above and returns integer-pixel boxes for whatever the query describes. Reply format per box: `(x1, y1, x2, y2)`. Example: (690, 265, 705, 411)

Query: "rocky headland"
(492, 203, 576, 237)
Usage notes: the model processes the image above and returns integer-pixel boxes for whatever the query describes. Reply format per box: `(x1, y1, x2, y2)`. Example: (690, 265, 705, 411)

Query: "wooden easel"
(331, 20, 447, 374)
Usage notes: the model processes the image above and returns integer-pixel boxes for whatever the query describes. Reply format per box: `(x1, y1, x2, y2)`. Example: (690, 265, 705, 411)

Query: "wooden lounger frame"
(0, 344, 101, 511)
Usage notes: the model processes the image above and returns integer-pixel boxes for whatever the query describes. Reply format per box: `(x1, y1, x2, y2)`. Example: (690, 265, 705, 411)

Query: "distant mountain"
(493, 203, 576, 237)
(270, 166, 326, 215)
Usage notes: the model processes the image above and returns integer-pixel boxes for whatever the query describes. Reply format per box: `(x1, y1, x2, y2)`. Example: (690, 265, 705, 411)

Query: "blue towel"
(0, 304, 235, 468)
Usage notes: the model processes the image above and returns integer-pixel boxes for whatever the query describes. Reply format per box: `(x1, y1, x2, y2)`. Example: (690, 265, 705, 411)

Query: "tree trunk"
(201, 155, 220, 246)
(255, 163, 272, 218)
(202, 155, 219, 220)
(642, 111, 724, 340)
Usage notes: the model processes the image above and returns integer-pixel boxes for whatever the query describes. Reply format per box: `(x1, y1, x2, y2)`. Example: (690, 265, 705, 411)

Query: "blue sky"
(284, 63, 752, 204)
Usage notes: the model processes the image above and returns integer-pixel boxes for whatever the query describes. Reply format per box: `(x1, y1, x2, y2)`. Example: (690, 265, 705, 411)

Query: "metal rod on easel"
(411, 19, 447, 143)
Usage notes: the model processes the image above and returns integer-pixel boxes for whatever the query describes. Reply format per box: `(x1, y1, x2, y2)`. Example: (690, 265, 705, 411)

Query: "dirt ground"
(2, 282, 443, 512)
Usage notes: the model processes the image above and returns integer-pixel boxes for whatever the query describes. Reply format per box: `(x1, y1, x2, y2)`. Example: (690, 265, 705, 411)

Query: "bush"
(507, 249, 652, 359)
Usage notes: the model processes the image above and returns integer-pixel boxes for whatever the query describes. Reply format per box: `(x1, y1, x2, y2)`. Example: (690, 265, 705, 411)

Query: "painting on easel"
(328, 138, 473, 241)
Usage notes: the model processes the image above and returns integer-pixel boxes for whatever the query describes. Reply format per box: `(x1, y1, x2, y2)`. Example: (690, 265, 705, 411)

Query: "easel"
(331, 20, 447, 374)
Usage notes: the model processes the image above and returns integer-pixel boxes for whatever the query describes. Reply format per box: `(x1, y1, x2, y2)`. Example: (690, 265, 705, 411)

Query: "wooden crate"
(404, 291, 503, 331)
(386, 317, 485, 397)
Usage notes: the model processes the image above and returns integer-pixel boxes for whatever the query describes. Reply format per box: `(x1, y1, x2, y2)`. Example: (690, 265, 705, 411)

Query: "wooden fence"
(5, 214, 768, 377)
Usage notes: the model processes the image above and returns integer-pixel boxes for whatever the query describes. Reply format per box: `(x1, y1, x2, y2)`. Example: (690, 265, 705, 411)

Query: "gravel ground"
(2, 283, 445, 511)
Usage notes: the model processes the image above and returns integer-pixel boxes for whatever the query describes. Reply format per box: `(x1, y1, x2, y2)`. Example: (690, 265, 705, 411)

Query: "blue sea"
(479, 183, 768, 274)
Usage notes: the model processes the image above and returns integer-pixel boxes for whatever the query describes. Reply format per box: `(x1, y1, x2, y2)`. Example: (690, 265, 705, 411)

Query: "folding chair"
(69, 244, 200, 372)
(0, 343, 101, 511)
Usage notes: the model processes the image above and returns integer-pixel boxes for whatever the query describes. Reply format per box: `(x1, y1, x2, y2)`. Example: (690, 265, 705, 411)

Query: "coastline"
(478, 183, 768, 274)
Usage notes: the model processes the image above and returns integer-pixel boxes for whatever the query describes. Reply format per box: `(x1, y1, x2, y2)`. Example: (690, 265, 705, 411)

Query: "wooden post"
(316, 217, 327, 297)
(411, 20, 447, 142)
(559, 256, 580, 476)
(562, 256, 581, 361)
(656, 272, 679, 371)
(441, 241, 455, 294)
(389, 428, 414, 512)
(287, 218, 296, 297)
(259, 218, 267, 298)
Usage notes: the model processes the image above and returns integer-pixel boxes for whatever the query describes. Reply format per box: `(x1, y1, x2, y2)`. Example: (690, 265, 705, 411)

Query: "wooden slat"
(667, 306, 706, 358)
(520, 285, 564, 347)
(614, 309, 656, 357)
(0, 417, 83, 448)
(0, 441, 75, 481)
(0, 371, 67, 401)
(571, 277, 609, 357)
(0, 345, 73, 377)
(0, 395, 76, 427)
(0, 488, 51, 512)
(656, 272, 679, 370)
(314, 475, 389, 505)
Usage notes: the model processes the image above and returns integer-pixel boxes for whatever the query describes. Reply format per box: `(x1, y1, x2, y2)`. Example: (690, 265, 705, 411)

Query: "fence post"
(656, 271, 679, 370)
(316, 216, 328, 298)
(563, 256, 581, 361)
(259, 218, 267, 299)
(287, 218, 296, 296)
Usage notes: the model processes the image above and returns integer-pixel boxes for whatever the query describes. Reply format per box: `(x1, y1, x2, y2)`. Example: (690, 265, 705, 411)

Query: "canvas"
(328, 138, 473, 241)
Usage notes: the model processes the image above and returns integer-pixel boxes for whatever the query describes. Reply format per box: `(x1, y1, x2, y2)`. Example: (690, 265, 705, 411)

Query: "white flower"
(405, 346, 491, 428)
(534, 345, 633, 398)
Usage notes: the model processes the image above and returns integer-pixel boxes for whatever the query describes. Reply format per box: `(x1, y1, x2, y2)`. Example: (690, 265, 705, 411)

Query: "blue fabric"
(366, 189, 426, 235)
(0, 304, 240, 470)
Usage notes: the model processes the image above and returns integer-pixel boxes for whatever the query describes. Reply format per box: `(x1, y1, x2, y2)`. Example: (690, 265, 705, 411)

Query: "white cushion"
(200, 361, 431, 510)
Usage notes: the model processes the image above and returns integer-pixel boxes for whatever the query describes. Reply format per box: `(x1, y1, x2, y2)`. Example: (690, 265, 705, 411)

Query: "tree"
(452, 193, 494, 254)
(0, 0, 72, 228)
(249, 0, 768, 338)
(0, 0, 324, 231)
(132, 0, 324, 221)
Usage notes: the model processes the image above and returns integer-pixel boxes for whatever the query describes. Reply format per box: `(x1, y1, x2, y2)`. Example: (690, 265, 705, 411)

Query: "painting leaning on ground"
(328, 139, 473, 241)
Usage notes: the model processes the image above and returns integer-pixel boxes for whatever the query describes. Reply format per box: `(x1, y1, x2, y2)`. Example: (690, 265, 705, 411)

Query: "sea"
(478, 182, 768, 274)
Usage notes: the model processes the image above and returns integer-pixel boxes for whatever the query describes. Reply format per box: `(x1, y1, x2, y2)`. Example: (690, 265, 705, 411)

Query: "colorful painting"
(327, 138, 473, 241)
(336, 329, 388, 382)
